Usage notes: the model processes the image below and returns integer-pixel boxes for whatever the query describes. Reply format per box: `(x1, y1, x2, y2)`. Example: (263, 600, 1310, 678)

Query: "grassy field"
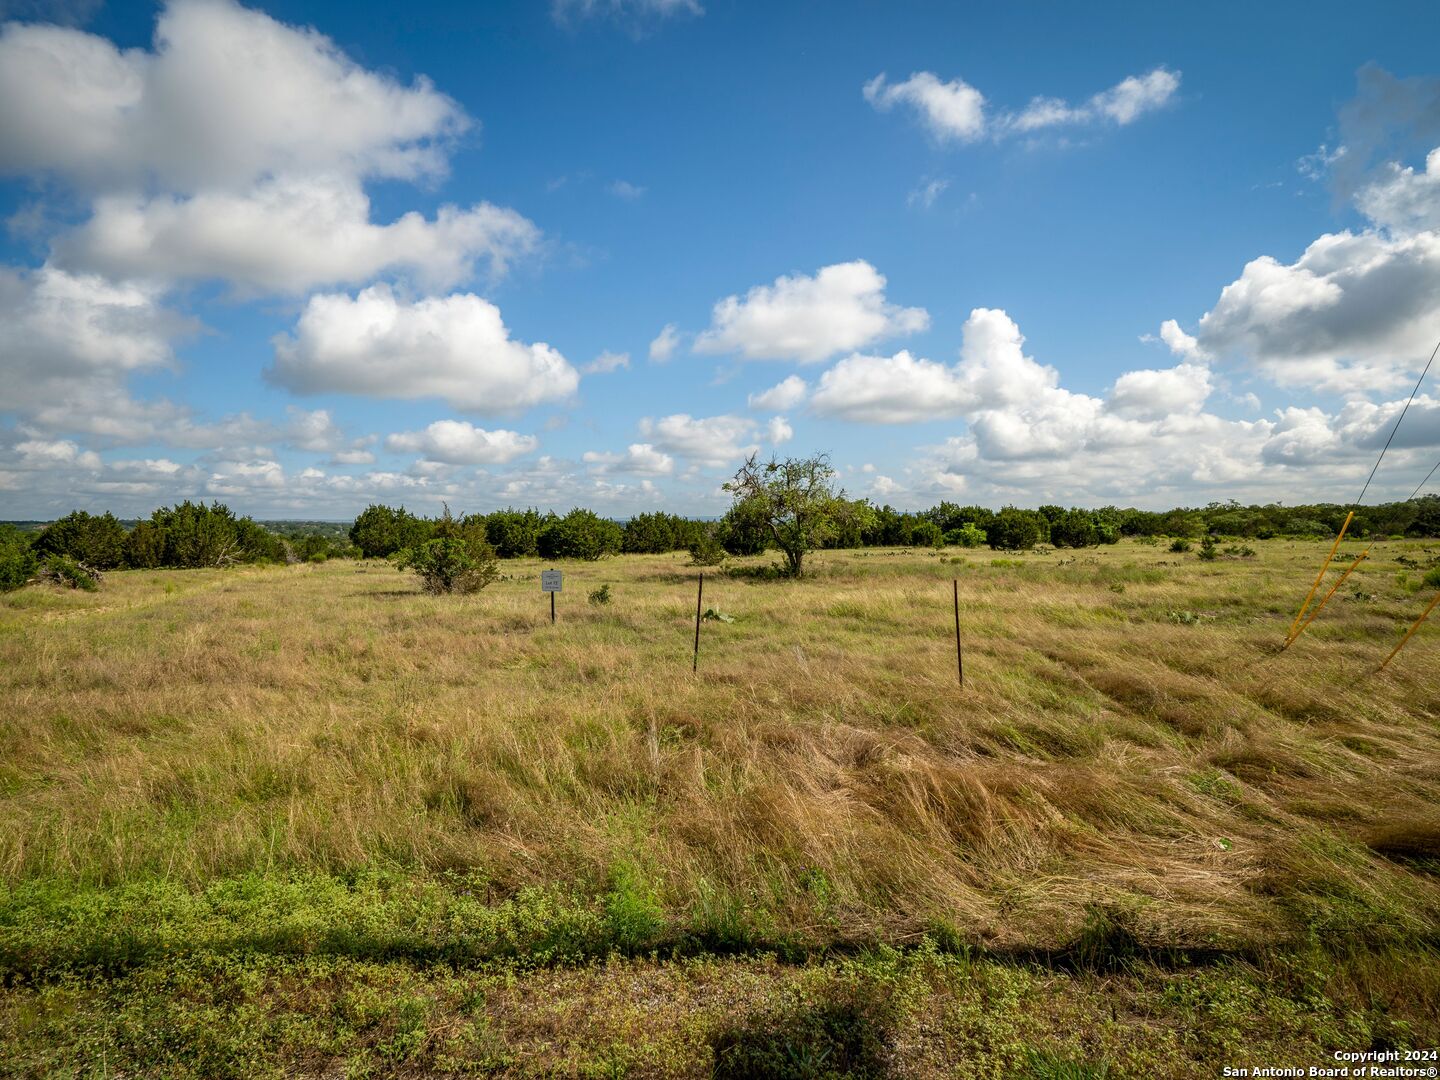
(1, 539, 1438, 1077)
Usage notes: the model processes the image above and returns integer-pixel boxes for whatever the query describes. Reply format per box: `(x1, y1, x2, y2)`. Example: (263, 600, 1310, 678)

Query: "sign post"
(693, 572, 703, 673)
(953, 579, 963, 687)
(541, 569, 562, 624)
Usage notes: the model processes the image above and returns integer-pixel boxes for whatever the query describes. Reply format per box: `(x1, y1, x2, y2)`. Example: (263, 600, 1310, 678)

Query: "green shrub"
(142, 501, 281, 567)
(1049, 509, 1098, 548)
(1283, 517, 1331, 538)
(588, 583, 612, 605)
(234, 518, 285, 563)
(393, 504, 499, 594)
(482, 508, 544, 558)
(910, 520, 943, 548)
(349, 504, 433, 559)
(1423, 566, 1440, 589)
(1156, 510, 1204, 538)
(717, 495, 771, 557)
(688, 529, 729, 566)
(924, 503, 996, 540)
(623, 511, 701, 554)
(537, 509, 622, 561)
(0, 525, 38, 591)
(157, 501, 242, 567)
(394, 538, 496, 594)
(822, 497, 877, 549)
(1169, 538, 1192, 553)
(1091, 507, 1123, 544)
(1198, 536, 1219, 561)
(122, 521, 166, 568)
(391, 507, 497, 595)
(33, 510, 127, 569)
(988, 507, 1045, 551)
(1407, 497, 1440, 538)
(945, 522, 987, 548)
(39, 554, 100, 591)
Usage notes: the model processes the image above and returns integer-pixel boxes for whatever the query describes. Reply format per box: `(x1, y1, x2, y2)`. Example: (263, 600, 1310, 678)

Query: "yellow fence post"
(1285, 510, 1354, 643)
(1282, 546, 1371, 650)
(1377, 590, 1440, 673)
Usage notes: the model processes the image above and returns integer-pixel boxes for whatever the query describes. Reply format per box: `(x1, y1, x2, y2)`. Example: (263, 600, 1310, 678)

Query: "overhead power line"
(1352, 336, 1440, 509)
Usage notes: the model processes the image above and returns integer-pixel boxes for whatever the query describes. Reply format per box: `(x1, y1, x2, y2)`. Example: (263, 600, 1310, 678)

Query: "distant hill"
(259, 520, 353, 539)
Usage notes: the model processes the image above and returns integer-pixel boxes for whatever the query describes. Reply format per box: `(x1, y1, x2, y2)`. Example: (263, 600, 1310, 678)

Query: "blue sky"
(3, 0, 1440, 519)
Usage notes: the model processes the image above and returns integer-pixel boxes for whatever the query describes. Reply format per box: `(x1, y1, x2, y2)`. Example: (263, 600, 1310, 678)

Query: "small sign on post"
(541, 569, 562, 623)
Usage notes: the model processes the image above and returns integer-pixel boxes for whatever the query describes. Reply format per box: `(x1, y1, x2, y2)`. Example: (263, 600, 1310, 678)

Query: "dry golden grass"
(1, 538, 1438, 957)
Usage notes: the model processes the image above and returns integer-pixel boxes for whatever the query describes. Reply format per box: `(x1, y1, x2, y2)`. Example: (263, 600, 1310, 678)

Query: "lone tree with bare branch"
(724, 452, 847, 578)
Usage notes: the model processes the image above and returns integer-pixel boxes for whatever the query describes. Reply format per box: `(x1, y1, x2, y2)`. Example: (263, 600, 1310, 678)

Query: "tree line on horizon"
(4, 489, 1438, 595)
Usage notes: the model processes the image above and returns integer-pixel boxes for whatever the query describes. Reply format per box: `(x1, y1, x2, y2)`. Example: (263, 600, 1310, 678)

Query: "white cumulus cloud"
(648, 323, 680, 362)
(385, 420, 538, 464)
(693, 260, 928, 363)
(1178, 228, 1440, 394)
(1164, 71, 1440, 397)
(811, 349, 971, 423)
(0, 0, 540, 306)
(800, 307, 1352, 506)
(747, 374, 807, 411)
(284, 408, 347, 452)
(636, 413, 758, 467)
(1107, 362, 1212, 419)
(0, 0, 465, 191)
(54, 176, 538, 293)
(1083, 67, 1181, 125)
(583, 350, 630, 375)
(0, 264, 182, 414)
(1356, 147, 1440, 233)
(15, 438, 102, 469)
(330, 449, 375, 465)
(582, 443, 674, 475)
(864, 72, 986, 142)
(866, 66, 1180, 143)
(268, 285, 579, 414)
(1154, 318, 1205, 360)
